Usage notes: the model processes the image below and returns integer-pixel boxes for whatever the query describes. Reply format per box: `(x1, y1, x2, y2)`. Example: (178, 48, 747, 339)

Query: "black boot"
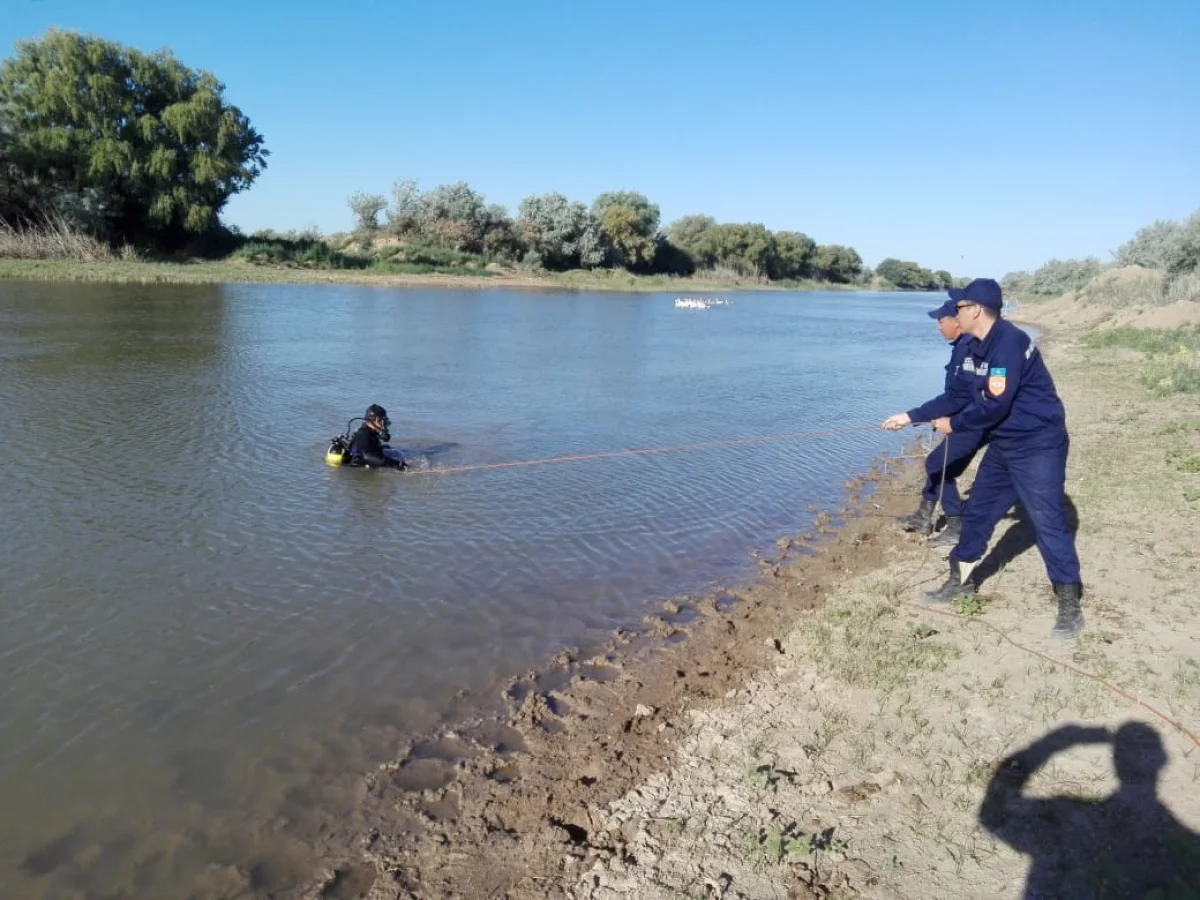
(900, 498, 935, 534)
(1051, 583, 1084, 639)
(924, 559, 976, 604)
(927, 515, 963, 548)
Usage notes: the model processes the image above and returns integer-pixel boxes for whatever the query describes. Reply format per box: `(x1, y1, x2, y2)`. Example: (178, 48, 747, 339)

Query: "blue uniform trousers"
(950, 431, 1081, 584)
(921, 431, 986, 517)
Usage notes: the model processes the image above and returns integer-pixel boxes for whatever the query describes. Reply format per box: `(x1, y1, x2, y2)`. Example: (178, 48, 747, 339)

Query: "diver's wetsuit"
(348, 425, 403, 468)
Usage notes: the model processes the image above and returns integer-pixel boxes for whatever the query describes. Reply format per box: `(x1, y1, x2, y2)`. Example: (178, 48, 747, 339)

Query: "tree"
(1002, 270, 1034, 296)
(480, 203, 523, 261)
(813, 244, 863, 283)
(592, 191, 660, 271)
(417, 181, 491, 251)
(517, 192, 605, 270)
(876, 257, 940, 290)
(690, 223, 776, 277)
(1114, 219, 1183, 270)
(768, 231, 817, 280)
(666, 214, 716, 263)
(0, 29, 267, 245)
(1164, 209, 1200, 278)
(347, 192, 387, 232)
(386, 178, 422, 236)
(1028, 257, 1103, 295)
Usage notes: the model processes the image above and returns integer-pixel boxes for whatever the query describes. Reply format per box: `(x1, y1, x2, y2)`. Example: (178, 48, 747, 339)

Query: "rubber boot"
(900, 498, 935, 534)
(1051, 583, 1084, 639)
(924, 559, 977, 604)
(927, 515, 963, 548)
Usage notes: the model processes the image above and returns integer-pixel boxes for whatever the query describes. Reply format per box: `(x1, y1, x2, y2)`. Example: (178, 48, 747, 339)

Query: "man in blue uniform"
(900, 278, 1083, 639)
(883, 298, 987, 545)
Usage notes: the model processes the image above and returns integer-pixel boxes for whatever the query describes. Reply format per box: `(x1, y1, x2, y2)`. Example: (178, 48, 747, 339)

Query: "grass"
(808, 590, 962, 694)
(1082, 326, 1200, 354)
(0, 215, 140, 262)
(1082, 327, 1200, 396)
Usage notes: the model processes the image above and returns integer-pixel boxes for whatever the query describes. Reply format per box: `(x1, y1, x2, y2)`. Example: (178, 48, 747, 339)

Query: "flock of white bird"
(672, 297, 733, 310)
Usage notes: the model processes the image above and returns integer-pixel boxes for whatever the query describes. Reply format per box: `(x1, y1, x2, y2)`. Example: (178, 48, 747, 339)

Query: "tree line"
(1001, 208, 1200, 299)
(347, 180, 874, 283)
(0, 28, 963, 289)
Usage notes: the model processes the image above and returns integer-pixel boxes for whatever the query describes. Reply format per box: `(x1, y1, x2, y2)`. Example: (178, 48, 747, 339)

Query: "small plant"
(954, 594, 987, 616)
(756, 823, 843, 864)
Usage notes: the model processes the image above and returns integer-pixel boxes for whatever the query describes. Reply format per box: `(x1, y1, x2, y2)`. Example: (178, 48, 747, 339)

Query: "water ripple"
(0, 282, 950, 899)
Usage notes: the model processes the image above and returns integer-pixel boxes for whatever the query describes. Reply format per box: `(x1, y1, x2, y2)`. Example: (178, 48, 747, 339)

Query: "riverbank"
(305, 297, 1200, 899)
(0, 257, 862, 294)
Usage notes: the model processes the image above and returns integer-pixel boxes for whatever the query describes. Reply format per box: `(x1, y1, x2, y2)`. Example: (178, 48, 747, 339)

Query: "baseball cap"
(948, 278, 1003, 312)
(927, 298, 959, 319)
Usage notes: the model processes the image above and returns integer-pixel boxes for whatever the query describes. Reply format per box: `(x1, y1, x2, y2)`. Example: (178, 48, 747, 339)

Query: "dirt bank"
(303, 304, 1200, 899)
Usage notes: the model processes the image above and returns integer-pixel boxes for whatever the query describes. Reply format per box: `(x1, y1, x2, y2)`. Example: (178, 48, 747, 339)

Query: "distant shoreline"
(0, 258, 879, 294)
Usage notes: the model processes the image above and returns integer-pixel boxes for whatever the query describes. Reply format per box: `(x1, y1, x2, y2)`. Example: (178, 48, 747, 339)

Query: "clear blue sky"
(4, 0, 1198, 276)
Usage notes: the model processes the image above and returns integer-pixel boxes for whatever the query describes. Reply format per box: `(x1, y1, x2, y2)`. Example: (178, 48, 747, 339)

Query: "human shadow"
(979, 722, 1200, 899)
(968, 493, 1080, 586)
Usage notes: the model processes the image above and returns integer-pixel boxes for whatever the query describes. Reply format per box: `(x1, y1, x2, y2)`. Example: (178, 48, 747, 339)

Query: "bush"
(1028, 257, 1105, 295)
(230, 236, 367, 269)
(1141, 351, 1200, 396)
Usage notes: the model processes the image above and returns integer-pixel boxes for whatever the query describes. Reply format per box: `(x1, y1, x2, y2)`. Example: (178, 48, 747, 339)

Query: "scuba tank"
(324, 417, 363, 467)
(325, 433, 350, 467)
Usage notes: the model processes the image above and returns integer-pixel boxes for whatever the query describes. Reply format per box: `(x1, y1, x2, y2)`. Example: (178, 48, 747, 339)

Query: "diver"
(348, 404, 405, 469)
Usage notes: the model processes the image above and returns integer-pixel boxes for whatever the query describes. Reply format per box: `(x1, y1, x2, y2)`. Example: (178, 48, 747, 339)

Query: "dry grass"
(0, 215, 138, 263)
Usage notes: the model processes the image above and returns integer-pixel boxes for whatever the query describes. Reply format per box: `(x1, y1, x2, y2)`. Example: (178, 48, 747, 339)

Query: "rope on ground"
(902, 599, 1200, 752)
(404, 423, 885, 477)
(879, 427, 1199, 752)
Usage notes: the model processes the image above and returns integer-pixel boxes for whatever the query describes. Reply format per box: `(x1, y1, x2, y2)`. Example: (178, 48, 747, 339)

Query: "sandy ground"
(295, 301, 1200, 900)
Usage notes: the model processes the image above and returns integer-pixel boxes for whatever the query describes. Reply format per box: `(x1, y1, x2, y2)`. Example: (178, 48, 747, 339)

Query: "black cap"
(948, 278, 1004, 312)
(365, 404, 388, 420)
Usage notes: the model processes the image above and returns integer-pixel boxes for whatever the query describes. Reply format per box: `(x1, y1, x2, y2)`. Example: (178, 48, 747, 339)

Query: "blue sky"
(3, 0, 1197, 276)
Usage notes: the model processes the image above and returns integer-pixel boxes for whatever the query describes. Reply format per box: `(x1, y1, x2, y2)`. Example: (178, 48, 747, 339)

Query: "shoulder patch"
(988, 367, 1008, 396)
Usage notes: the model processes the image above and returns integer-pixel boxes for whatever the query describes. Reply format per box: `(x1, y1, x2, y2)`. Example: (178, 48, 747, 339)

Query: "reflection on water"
(0, 282, 950, 898)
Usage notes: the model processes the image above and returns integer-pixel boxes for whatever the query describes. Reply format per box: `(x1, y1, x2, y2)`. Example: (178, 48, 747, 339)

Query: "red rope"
(404, 423, 883, 477)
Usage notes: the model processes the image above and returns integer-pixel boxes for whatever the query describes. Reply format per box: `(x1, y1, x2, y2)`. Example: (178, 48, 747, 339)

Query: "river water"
(0, 282, 951, 898)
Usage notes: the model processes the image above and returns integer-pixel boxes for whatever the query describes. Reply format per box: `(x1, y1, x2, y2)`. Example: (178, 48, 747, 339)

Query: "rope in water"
(402, 422, 885, 476)
(401, 422, 1200, 748)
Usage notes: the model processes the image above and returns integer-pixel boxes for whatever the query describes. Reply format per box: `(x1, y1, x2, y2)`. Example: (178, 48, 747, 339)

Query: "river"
(0, 281, 951, 898)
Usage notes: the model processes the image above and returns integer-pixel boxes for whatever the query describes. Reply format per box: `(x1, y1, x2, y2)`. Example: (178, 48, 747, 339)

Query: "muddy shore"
(299, 296, 1200, 900)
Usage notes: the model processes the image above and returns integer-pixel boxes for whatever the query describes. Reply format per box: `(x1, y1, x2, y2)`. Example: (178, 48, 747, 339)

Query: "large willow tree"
(0, 29, 267, 245)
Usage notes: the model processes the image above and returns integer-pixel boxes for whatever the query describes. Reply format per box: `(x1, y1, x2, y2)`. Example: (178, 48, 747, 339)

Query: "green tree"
(876, 257, 944, 289)
(0, 29, 267, 245)
(768, 231, 817, 280)
(666, 214, 716, 264)
(347, 192, 387, 232)
(1028, 257, 1103, 295)
(1164, 209, 1200, 278)
(1114, 219, 1183, 270)
(517, 192, 605, 270)
(386, 178, 422, 236)
(692, 223, 776, 277)
(417, 181, 491, 251)
(813, 244, 863, 283)
(592, 191, 660, 271)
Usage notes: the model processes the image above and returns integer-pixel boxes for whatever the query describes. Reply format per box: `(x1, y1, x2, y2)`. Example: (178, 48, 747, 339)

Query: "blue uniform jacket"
(906, 335, 976, 424)
(947, 319, 1066, 444)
